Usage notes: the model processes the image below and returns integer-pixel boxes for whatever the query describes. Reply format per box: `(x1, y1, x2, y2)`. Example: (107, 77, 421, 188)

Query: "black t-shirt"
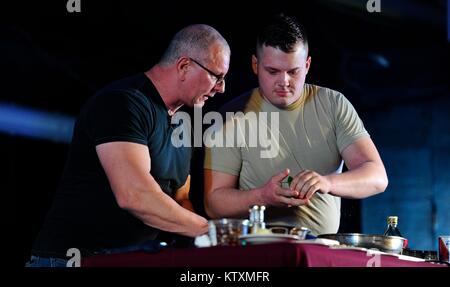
(32, 73, 191, 256)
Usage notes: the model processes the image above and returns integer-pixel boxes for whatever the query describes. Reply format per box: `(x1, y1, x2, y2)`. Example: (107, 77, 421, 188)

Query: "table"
(81, 242, 444, 267)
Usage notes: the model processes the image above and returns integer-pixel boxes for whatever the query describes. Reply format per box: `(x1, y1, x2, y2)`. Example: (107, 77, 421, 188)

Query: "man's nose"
(277, 72, 290, 86)
(214, 81, 225, 93)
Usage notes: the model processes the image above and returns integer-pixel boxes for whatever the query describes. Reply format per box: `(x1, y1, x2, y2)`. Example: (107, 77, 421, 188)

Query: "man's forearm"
(119, 178, 208, 237)
(326, 161, 388, 199)
(136, 193, 208, 237)
(205, 187, 263, 219)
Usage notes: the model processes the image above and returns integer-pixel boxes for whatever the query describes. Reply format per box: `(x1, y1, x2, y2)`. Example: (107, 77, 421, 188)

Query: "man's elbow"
(375, 174, 388, 194)
(204, 206, 215, 219)
(204, 196, 221, 219)
(116, 195, 133, 210)
(115, 188, 140, 210)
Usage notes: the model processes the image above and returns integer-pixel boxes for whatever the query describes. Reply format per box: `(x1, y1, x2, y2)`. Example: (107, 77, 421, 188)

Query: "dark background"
(1, 0, 448, 267)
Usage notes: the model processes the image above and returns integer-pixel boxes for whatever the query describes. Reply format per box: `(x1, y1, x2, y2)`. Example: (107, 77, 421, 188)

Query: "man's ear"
(305, 56, 311, 74)
(251, 55, 258, 75)
(177, 57, 190, 81)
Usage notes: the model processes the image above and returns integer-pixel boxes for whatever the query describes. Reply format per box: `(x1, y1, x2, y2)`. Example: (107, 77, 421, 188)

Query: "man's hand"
(259, 168, 309, 207)
(290, 170, 331, 200)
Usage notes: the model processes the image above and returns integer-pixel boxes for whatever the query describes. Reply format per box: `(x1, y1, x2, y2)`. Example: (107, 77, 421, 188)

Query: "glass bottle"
(384, 216, 402, 237)
(281, 176, 293, 189)
(384, 216, 408, 248)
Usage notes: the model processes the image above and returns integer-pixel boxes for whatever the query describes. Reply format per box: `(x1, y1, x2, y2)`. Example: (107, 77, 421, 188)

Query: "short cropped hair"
(160, 24, 230, 66)
(256, 13, 308, 57)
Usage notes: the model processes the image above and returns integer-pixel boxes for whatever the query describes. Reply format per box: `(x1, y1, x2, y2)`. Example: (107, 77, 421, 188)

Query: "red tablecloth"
(81, 243, 444, 267)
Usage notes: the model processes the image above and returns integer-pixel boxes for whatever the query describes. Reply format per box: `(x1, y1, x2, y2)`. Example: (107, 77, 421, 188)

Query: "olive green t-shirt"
(204, 84, 369, 235)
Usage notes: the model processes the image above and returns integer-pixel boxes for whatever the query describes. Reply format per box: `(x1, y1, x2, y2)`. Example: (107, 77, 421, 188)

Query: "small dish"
(239, 233, 303, 245)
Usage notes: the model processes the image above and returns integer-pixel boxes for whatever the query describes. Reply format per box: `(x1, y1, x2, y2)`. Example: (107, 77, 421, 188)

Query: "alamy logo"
(170, 108, 280, 159)
(366, 251, 381, 267)
(66, 0, 81, 13)
(66, 248, 81, 267)
(366, 0, 381, 13)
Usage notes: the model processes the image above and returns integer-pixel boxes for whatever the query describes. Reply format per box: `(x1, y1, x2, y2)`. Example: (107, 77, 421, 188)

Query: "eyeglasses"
(189, 57, 225, 86)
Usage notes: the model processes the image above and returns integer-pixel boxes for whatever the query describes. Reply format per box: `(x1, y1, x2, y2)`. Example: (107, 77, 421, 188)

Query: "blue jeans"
(25, 255, 68, 267)
(98, 240, 166, 254)
(25, 240, 166, 267)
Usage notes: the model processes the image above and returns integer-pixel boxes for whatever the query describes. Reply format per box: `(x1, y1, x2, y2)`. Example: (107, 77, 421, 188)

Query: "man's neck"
(145, 66, 184, 115)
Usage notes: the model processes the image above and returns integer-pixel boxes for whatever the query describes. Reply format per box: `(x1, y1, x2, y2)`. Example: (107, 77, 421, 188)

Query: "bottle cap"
(248, 205, 266, 223)
(387, 216, 398, 225)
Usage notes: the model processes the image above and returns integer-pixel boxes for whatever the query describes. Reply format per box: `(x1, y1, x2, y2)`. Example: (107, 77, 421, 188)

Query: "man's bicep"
(204, 169, 238, 195)
(341, 137, 383, 170)
(96, 142, 151, 203)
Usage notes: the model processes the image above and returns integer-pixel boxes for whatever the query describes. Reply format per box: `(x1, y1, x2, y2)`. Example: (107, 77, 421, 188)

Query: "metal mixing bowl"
(318, 233, 406, 254)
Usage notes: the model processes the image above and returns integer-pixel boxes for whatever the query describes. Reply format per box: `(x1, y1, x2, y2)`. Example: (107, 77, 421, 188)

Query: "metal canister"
(248, 205, 266, 233)
(438, 236, 450, 263)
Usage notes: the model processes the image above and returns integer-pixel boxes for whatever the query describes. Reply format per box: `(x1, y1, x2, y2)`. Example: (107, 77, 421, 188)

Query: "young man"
(204, 14, 387, 236)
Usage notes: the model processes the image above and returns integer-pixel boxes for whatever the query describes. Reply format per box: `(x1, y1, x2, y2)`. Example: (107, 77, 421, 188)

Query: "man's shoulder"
(219, 89, 255, 115)
(91, 73, 162, 109)
(219, 89, 253, 112)
(305, 83, 342, 99)
(304, 83, 347, 109)
(96, 73, 149, 97)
